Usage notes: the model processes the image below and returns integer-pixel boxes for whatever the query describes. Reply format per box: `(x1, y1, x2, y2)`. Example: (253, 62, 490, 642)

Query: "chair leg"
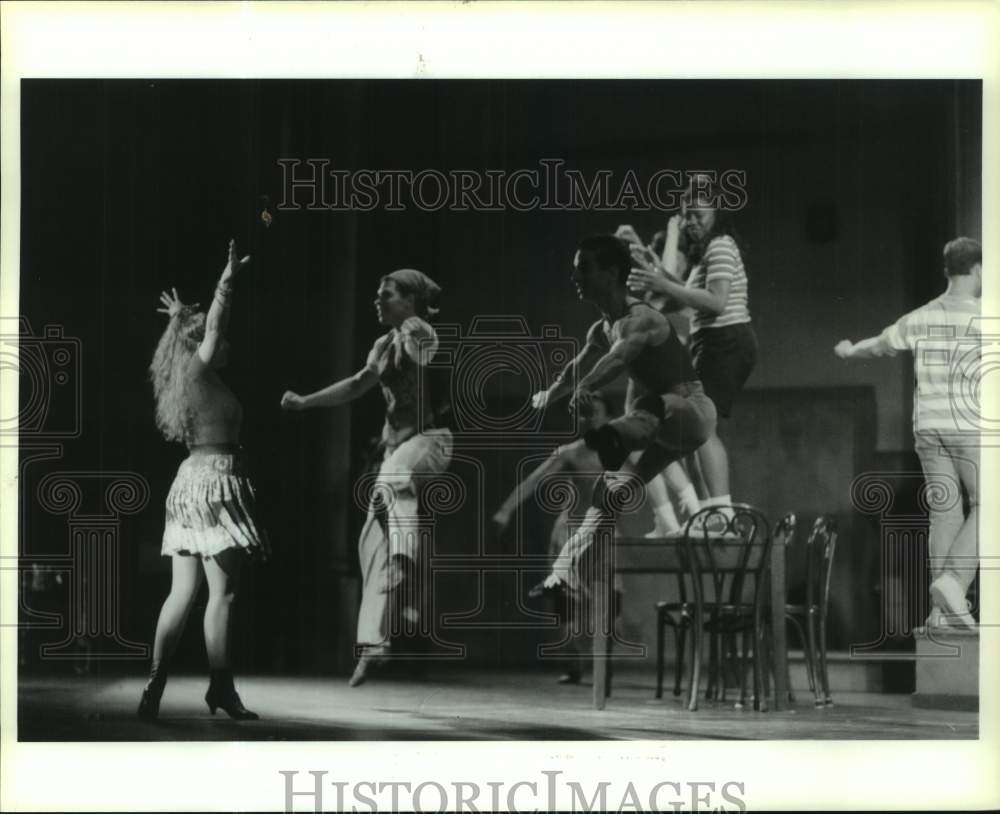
(751, 617, 763, 712)
(655, 611, 665, 700)
(819, 612, 832, 706)
(806, 608, 823, 707)
(737, 627, 750, 708)
(707, 626, 722, 701)
(759, 623, 771, 712)
(784, 637, 796, 705)
(687, 614, 701, 712)
(605, 635, 613, 699)
(786, 615, 813, 703)
(673, 623, 686, 698)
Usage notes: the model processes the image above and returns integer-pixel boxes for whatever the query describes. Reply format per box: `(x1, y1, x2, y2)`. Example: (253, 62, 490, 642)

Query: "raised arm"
(198, 239, 251, 365)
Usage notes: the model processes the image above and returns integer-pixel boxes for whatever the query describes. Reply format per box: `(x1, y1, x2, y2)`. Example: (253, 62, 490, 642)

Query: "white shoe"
(929, 574, 977, 630)
(924, 605, 945, 628)
(688, 508, 736, 536)
(645, 517, 681, 539)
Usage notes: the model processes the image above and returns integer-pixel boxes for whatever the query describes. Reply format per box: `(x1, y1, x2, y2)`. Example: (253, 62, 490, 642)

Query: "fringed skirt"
(161, 449, 269, 559)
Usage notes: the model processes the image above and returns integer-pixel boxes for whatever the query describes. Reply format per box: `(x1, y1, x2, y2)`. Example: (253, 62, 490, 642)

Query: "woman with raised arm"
(628, 177, 758, 517)
(281, 268, 451, 687)
(138, 239, 267, 722)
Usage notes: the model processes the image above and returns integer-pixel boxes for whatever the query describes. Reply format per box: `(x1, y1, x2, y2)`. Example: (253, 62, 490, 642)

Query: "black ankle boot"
(137, 662, 168, 721)
(205, 670, 259, 720)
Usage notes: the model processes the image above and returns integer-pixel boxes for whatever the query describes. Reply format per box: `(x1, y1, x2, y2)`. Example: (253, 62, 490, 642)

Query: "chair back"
(806, 515, 838, 617)
(682, 505, 772, 617)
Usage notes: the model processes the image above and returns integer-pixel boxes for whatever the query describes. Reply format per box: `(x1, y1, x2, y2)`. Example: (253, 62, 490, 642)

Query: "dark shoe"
(205, 670, 259, 720)
(528, 579, 568, 602)
(136, 663, 167, 721)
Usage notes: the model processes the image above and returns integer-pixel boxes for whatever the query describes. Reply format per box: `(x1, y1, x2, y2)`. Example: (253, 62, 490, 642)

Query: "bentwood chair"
(680, 505, 773, 712)
(783, 515, 838, 706)
(654, 556, 696, 700)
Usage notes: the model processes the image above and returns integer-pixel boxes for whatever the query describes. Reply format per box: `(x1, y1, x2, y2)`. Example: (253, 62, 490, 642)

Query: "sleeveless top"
(587, 299, 699, 395)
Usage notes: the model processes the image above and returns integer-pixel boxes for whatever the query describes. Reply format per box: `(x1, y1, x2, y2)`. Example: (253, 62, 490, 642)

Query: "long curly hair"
(148, 307, 206, 443)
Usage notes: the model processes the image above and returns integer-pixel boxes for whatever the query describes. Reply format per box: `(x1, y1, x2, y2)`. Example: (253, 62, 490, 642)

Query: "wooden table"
(590, 531, 788, 712)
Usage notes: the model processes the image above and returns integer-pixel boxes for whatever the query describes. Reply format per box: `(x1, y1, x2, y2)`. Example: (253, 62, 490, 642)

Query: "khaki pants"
(914, 429, 979, 594)
(356, 428, 453, 649)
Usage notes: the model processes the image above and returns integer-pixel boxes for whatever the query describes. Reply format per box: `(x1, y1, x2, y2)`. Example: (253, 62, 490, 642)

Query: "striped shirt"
(881, 294, 982, 433)
(685, 235, 751, 333)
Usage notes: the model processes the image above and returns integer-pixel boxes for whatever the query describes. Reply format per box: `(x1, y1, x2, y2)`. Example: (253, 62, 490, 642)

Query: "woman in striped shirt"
(628, 186, 758, 512)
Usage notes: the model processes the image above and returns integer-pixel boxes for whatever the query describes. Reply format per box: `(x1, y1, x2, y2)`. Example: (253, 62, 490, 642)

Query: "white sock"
(645, 475, 681, 534)
(678, 484, 701, 520)
(653, 501, 681, 534)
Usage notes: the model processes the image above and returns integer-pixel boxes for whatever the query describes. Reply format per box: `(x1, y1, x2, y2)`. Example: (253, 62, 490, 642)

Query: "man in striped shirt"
(835, 237, 982, 629)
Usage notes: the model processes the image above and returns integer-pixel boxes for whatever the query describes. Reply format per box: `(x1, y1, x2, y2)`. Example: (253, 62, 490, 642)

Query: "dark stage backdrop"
(16, 79, 981, 675)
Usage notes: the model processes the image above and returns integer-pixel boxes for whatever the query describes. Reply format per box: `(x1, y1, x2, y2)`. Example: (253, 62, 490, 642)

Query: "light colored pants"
(913, 429, 979, 594)
(356, 428, 453, 649)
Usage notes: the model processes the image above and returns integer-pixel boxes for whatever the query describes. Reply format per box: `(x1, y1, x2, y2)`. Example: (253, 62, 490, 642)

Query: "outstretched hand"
(614, 224, 644, 248)
(531, 389, 550, 410)
(156, 288, 197, 318)
(280, 390, 306, 411)
(629, 244, 660, 273)
(628, 267, 669, 295)
(833, 340, 854, 359)
(221, 238, 252, 282)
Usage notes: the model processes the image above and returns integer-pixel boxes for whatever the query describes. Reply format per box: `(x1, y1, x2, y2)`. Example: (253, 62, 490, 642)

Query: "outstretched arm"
(198, 239, 251, 365)
(281, 332, 393, 410)
(834, 334, 896, 360)
(575, 311, 661, 396)
(532, 340, 605, 409)
(281, 367, 379, 410)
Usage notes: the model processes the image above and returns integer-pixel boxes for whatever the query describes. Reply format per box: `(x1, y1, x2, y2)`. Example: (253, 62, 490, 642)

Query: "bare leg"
(138, 554, 204, 719)
(151, 555, 204, 670)
(203, 549, 242, 670)
(693, 430, 730, 501)
(202, 549, 257, 719)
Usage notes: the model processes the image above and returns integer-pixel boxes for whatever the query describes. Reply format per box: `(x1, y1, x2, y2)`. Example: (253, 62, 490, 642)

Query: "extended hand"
(833, 340, 854, 359)
(491, 509, 512, 536)
(221, 238, 252, 282)
(156, 288, 197, 318)
(614, 224, 644, 248)
(531, 389, 550, 410)
(280, 391, 306, 410)
(627, 267, 669, 295)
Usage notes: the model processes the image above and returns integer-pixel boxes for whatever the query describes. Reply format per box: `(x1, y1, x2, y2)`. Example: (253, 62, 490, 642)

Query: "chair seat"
(655, 600, 694, 612)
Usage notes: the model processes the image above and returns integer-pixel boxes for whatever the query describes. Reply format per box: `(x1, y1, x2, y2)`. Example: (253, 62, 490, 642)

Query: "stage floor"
(18, 669, 977, 741)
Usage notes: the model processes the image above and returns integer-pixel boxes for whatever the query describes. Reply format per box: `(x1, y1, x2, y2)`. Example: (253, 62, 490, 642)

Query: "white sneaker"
(688, 508, 736, 537)
(929, 574, 977, 630)
(924, 605, 946, 628)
